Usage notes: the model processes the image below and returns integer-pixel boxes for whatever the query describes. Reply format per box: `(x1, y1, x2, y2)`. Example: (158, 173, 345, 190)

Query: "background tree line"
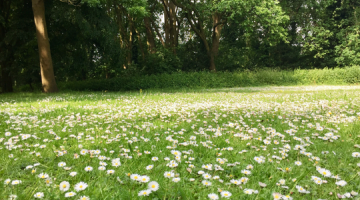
(0, 0, 359, 93)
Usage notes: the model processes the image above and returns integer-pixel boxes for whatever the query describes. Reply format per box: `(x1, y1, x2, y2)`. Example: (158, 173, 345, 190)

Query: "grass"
(1, 86, 360, 200)
(13, 66, 360, 92)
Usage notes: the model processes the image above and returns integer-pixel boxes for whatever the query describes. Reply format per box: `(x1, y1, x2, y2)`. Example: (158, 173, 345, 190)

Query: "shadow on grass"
(0, 87, 261, 104)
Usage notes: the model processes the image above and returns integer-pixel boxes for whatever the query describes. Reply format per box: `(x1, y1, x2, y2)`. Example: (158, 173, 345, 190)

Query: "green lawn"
(1, 86, 360, 200)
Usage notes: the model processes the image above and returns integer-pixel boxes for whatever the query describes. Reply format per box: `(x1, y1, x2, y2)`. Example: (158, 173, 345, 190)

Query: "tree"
(32, 0, 58, 92)
(0, 0, 13, 93)
(172, 0, 289, 71)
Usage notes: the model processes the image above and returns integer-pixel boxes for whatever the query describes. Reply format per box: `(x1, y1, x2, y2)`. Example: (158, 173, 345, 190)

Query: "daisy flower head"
(152, 157, 159, 161)
(130, 174, 141, 181)
(74, 182, 88, 191)
(208, 193, 219, 200)
(282, 195, 293, 200)
(352, 152, 360, 158)
(272, 193, 282, 200)
(296, 185, 310, 194)
(45, 178, 52, 186)
(294, 161, 302, 166)
(4, 178, 11, 185)
(11, 180, 22, 185)
(172, 177, 180, 182)
(202, 180, 212, 186)
(319, 168, 331, 177)
(84, 166, 93, 172)
(220, 191, 232, 198)
(58, 162, 66, 167)
(138, 189, 152, 196)
(80, 149, 87, 155)
(230, 179, 240, 185)
(65, 191, 76, 197)
(98, 166, 106, 171)
(241, 169, 251, 175)
(107, 170, 115, 175)
(164, 171, 174, 178)
(59, 181, 70, 191)
(335, 180, 347, 187)
(78, 196, 90, 200)
(34, 192, 44, 199)
(246, 164, 254, 170)
(314, 179, 323, 185)
(146, 165, 154, 170)
(140, 175, 150, 183)
(111, 158, 121, 167)
(70, 172, 77, 177)
(244, 189, 258, 194)
(240, 177, 249, 184)
(38, 173, 49, 179)
(278, 179, 286, 185)
(148, 181, 159, 191)
(202, 173, 212, 179)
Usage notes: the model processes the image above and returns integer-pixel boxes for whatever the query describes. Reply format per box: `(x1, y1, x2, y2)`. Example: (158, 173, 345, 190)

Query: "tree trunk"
(135, 29, 145, 61)
(164, 1, 170, 48)
(169, 1, 177, 54)
(127, 15, 133, 66)
(32, 0, 58, 93)
(163, 0, 178, 54)
(144, 17, 156, 54)
(209, 13, 224, 72)
(151, 19, 166, 47)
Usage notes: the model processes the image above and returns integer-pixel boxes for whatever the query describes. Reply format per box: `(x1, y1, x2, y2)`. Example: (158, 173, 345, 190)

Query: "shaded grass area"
(13, 66, 360, 92)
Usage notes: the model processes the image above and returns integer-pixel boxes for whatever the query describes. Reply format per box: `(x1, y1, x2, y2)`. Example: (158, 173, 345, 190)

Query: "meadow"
(1, 86, 360, 200)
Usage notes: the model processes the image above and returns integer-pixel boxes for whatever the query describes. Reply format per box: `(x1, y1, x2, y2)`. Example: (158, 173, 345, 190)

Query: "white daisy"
(65, 191, 76, 197)
(138, 189, 152, 196)
(34, 192, 44, 199)
(148, 181, 159, 191)
(74, 182, 88, 191)
(59, 181, 70, 191)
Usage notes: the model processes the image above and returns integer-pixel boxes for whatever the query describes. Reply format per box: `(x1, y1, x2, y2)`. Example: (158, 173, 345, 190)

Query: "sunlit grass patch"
(1, 86, 360, 199)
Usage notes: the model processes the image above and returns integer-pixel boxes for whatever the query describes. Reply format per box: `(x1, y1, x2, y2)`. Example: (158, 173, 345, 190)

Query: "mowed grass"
(0, 86, 360, 200)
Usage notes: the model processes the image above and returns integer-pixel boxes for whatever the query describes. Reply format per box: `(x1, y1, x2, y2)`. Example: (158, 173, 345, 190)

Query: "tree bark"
(32, 0, 58, 93)
(127, 16, 133, 66)
(135, 28, 145, 61)
(209, 13, 224, 72)
(151, 19, 166, 47)
(144, 17, 156, 54)
(163, 0, 178, 54)
(164, 0, 170, 48)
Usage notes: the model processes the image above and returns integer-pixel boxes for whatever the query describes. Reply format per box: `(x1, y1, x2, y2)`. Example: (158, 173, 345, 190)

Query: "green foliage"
(15, 66, 359, 92)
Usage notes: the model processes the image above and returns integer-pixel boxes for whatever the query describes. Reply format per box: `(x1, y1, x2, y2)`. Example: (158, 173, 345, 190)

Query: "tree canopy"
(1, 0, 359, 92)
